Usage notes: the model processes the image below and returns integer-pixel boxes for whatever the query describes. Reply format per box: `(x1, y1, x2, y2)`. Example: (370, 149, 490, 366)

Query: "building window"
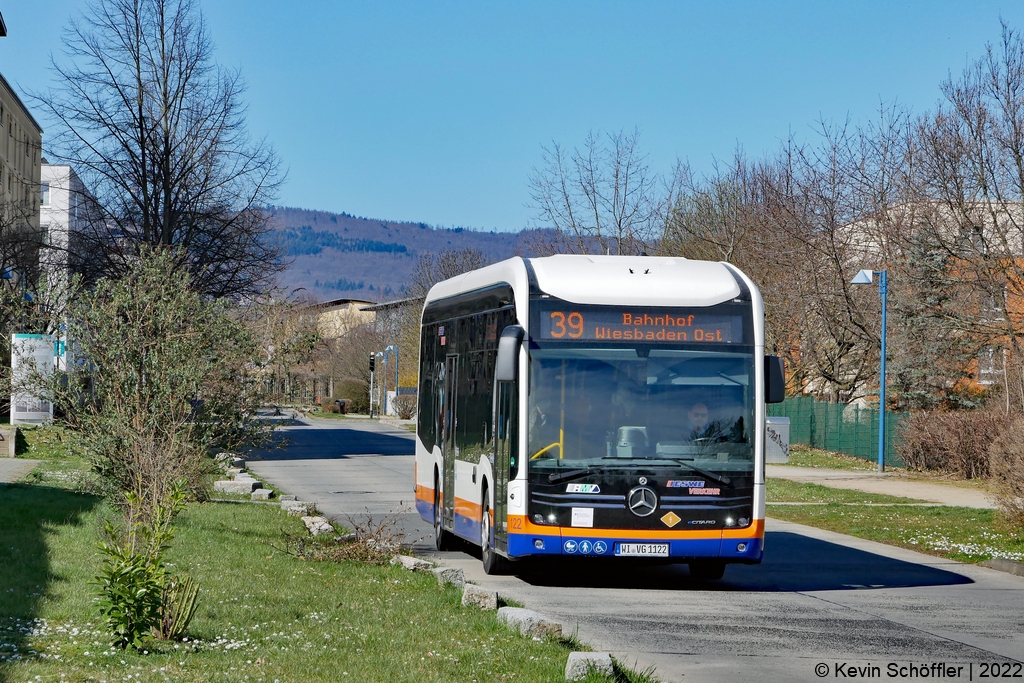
(40, 182, 49, 206)
(40, 223, 49, 246)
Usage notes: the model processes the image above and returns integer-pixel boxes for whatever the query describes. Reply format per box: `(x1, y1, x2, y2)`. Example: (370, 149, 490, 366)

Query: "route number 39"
(549, 312, 584, 339)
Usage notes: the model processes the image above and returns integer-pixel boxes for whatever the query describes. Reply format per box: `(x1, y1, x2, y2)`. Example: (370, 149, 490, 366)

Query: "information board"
(10, 334, 55, 424)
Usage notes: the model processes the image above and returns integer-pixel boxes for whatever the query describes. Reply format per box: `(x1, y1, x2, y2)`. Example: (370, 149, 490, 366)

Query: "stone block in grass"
(497, 607, 562, 639)
(214, 479, 259, 494)
(391, 554, 434, 571)
(251, 488, 274, 501)
(432, 566, 465, 589)
(462, 583, 498, 610)
(284, 501, 315, 516)
(301, 515, 334, 536)
(564, 652, 614, 681)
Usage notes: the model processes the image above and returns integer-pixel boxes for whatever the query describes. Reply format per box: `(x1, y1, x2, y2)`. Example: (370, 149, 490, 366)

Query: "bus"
(413, 255, 785, 578)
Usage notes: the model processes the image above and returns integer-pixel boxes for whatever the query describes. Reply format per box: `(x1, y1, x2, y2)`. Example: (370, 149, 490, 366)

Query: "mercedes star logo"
(627, 486, 658, 517)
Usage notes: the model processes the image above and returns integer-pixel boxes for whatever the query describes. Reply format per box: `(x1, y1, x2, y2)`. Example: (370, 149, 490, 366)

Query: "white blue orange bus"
(414, 255, 785, 578)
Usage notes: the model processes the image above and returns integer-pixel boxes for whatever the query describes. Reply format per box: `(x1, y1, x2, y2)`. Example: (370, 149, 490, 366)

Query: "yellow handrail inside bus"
(530, 428, 564, 460)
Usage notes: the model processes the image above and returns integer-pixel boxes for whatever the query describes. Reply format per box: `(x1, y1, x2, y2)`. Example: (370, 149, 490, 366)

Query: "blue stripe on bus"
(507, 533, 764, 562)
(454, 511, 482, 543)
(416, 498, 433, 524)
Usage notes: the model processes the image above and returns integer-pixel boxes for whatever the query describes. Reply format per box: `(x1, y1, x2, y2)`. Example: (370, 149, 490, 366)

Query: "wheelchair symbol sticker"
(594, 541, 608, 554)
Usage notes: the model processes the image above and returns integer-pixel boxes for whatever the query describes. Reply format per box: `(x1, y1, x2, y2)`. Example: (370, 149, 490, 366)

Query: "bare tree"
(529, 129, 660, 255)
(33, 0, 283, 298)
(901, 22, 1024, 409)
(408, 247, 489, 299)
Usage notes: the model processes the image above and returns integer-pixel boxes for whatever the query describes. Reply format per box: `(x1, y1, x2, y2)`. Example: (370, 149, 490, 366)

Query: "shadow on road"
(513, 531, 974, 592)
(246, 424, 415, 461)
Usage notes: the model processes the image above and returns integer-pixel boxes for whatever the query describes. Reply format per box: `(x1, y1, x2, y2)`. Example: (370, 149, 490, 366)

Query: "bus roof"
(424, 255, 754, 309)
(528, 255, 744, 307)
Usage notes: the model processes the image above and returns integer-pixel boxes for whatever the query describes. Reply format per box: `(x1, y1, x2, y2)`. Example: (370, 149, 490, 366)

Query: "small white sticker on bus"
(566, 484, 601, 493)
(571, 507, 594, 527)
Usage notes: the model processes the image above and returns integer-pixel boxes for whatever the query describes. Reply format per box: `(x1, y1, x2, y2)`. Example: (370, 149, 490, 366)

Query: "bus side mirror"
(765, 355, 785, 404)
(495, 325, 525, 382)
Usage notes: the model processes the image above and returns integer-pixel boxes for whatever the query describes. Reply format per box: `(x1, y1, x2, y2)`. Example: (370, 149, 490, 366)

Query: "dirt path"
(767, 465, 995, 508)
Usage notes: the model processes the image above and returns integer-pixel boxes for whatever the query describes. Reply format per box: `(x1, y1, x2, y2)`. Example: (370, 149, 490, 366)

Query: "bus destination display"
(539, 307, 743, 343)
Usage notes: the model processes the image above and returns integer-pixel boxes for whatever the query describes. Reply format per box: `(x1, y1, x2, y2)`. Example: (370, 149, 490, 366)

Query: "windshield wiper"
(653, 458, 732, 486)
(548, 467, 606, 485)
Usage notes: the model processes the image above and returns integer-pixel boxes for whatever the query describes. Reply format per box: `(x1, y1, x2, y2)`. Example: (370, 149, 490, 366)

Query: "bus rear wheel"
(481, 492, 509, 575)
(688, 560, 726, 580)
(434, 476, 452, 551)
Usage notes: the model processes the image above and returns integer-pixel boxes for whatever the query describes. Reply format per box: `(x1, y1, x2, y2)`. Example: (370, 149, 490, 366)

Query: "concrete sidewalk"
(767, 464, 996, 508)
(0, 459, 40, 483)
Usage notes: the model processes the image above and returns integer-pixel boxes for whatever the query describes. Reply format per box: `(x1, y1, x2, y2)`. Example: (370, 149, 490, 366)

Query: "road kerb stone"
(432, 566, 465, 589)
(251, 488, 274, 501)
(214, 479, 259, 494)
(497, 607, 562, 639)
(391, 554, 434, 571)
(980, 557, 1024, 577)
(565, 652, 614, 681)
(282, 500, 315, 515)
(461, 583, 498, 610)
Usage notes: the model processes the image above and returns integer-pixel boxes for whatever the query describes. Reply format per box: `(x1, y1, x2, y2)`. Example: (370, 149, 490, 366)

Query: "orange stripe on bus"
(454, 496, 482, 521)
(415, 484, 434, 504)
(506, 514, 764, 540)
(723, 519, 764, 538)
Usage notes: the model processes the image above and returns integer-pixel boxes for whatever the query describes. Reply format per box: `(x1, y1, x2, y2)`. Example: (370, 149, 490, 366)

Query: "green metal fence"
(767, 396, 907, 467)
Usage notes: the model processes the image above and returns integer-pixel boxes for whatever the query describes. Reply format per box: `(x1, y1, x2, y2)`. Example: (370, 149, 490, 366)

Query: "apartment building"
(39, 163, 91, 292)
(1, 70, 44, 283)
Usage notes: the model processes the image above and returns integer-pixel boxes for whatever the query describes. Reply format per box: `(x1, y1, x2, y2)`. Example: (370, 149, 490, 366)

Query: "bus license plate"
(615, 543, 668, 557)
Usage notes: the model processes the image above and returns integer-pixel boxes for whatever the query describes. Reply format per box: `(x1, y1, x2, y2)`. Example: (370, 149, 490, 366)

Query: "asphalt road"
(248, 415, 1024, 683)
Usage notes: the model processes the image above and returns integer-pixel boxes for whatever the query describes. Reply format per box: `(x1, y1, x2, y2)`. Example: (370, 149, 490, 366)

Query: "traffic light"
(369, 354, 375, 372)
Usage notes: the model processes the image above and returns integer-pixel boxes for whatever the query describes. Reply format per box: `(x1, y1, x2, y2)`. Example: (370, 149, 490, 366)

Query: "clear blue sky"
(3, 2, 1024, 232)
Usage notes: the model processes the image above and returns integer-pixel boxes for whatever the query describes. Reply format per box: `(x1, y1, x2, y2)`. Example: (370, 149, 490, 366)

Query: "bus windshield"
(527, 345, 755, 476)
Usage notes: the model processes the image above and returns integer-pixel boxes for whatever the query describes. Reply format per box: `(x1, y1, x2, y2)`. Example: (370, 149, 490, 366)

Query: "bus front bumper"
(506, 527, 764, 563)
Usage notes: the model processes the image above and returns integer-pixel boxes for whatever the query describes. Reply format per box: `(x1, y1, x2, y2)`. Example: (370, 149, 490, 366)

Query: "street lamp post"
(376, 351, 387, 416)
(852, 268, 888, 473)
(385, 345, 399, 412)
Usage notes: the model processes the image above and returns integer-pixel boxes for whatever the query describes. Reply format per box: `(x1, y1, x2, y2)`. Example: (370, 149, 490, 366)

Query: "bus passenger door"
(493, 380, 518, 553)
(442, 354, 458, 531)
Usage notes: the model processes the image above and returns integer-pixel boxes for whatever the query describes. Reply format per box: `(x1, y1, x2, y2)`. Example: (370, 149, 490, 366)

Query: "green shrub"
(334, 378, 369, 414)
(897, 408, 1012, 479)
(989, 418, 1024, 530)
(391, 394, 417, 420)
(95, 533, 166, 649)
(154, 574, 200, 641)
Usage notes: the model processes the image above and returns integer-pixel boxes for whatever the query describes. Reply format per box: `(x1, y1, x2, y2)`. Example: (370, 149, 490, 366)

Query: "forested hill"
(269, 206, 542, 302)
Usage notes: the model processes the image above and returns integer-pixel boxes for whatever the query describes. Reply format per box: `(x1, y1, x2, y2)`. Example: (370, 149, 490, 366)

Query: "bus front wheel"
(481, 491, 509, 575)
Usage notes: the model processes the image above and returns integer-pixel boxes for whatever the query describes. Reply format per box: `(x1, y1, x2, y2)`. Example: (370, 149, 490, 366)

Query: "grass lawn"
(782, 444, 891, 471)
(766, 481, 1024, 564)
(766, 478, 927, 504)
(5, 423, 71, 460)
(0, 464, 624, 683)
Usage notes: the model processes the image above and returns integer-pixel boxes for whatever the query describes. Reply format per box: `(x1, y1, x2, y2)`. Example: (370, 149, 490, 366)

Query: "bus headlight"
(737, 543, 747, 552)
(534, 539, 545, 549)
(725, 517, 735, 527)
